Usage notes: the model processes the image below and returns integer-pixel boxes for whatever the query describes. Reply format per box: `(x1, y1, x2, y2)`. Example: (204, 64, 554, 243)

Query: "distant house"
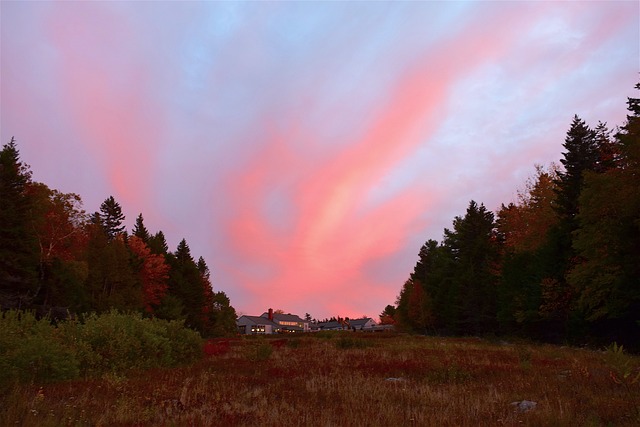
(349, 317, 377, 330)
(317, 317, 378, 331)
(237, 308, 310, 334)
(317, 320, 345, 331)
(237, 315, 280, 335)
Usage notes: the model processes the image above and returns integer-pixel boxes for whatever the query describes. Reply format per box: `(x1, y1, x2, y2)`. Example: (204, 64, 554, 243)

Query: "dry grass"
(2, 333, 639, 426)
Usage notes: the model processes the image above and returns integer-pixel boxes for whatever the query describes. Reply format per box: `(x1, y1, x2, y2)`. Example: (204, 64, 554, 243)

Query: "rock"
(385, 377, 405, 382)
(511, 400, 537, 412)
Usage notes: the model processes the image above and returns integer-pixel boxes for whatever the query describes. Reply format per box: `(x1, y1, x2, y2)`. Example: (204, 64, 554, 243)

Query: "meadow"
(2, 332, 639, 426)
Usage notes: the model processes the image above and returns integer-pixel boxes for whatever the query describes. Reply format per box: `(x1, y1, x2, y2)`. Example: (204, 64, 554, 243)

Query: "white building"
(237, 308, 310, 334)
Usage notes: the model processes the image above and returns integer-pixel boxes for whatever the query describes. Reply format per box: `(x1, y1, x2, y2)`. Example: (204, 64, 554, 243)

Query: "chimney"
(268, 308, 273, 321)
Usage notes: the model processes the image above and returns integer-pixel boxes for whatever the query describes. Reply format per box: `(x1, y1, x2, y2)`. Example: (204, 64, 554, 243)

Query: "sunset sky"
(1, 1, 638, 320)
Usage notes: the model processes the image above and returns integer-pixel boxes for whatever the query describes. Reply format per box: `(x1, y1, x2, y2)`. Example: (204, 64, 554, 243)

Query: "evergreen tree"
(167, 239, 206, 332)
(554, 115, 599, 222)
(197, 255, 215, 335)
(409, 240, 444, 331)
(443, 201, 499, 334)
(547, 116, 609, 339)
(132, 213, 151, 243)
(567, 84, 640, 348)
(592, 122, 619, 172)
(98, 196, 126, 241)
(209, 291, 238, 336)
(148, 230, 169, 255)
(395, 279, 415, 331)
(197, 256, 210, 280)
(0, 138, 38, 308)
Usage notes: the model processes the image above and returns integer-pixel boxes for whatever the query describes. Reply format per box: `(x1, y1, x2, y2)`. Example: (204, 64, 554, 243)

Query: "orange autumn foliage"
(497, 164, 559, 253)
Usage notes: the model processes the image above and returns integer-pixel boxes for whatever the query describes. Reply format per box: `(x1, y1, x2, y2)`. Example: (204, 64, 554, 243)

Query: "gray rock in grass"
(511, 400, 537, 412)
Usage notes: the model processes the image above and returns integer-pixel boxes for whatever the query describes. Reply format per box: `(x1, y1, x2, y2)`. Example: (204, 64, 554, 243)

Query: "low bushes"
(0, 310, 202, 387)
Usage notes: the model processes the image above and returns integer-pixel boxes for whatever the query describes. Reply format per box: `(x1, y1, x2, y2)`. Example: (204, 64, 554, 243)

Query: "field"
(2, 332, 639, 426)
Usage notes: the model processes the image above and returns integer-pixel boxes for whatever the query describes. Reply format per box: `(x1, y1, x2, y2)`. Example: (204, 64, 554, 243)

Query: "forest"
(0, 142, 237, 337)
(391, 84, 640, 350)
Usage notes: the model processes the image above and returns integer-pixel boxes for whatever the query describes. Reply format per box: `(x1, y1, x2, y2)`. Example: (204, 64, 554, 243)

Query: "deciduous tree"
(128, 235, 170, 313)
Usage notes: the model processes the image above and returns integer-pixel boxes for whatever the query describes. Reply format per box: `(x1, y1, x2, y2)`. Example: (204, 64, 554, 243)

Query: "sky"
(1, 1, 638, 320)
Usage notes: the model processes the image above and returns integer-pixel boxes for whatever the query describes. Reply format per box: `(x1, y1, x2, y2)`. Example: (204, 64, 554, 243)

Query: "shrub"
(0, 311, 79, 386)
(0, 309, 203, 385)
(71, 311, 202, 373)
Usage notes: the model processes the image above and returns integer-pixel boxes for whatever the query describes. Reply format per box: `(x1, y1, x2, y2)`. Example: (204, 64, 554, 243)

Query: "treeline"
(393, 84, 640, 349)
(0, 141, 236, 337)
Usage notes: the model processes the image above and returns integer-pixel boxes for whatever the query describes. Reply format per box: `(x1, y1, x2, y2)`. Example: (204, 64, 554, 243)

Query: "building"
(349, 317, 377, 330)
(237, 308, 310, 334)
(316, 317, 378, 331)
(236, 315, 280, 335)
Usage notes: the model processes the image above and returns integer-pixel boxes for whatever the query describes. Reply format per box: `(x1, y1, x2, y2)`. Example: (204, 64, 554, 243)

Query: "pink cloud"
(220, 4, 559, 317)
(44, 3, 167, 214)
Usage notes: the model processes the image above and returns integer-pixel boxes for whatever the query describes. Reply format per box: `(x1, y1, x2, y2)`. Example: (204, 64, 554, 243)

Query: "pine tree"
(554, 115, 599, 222)
(168, 239, 206, 332)
(148, 230, 169, 255)
(98, 196, 126, 241)
(0, 138, 38, 308)
(197, 255, 214, 334)
(175, 238, 193, 264)
(593, 122, 619, 172)
(567, 83, 640, 348)
(197, 256, 210, 280)
(443, 201, 499, 334)
(132, 213, 151, 243)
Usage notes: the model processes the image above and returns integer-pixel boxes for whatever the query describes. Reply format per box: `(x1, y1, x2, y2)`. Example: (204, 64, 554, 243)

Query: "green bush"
(0, 309, 203, 385)
(71, 311, 202, 374)
(0, 311, 79, 386)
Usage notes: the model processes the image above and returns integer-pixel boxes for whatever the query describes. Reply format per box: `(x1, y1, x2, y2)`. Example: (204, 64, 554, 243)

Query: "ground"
(2, 333, 639, 426)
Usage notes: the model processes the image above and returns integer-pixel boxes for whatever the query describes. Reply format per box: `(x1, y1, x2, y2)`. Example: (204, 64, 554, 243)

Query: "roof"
(317, 321, 345, 329)
(261, 312, 306, 323)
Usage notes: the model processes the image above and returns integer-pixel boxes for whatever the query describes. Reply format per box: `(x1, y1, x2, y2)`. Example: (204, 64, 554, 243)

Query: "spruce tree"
(0, 138, 38, 307)
(567, 84, 640, 348)
(443, 201, 499, 334)
(554, 115, 599, 222)
(168, 239, 206, 332)
(148, 230, 169, 255)
(132, 213, 151, 243)
(98, 196, 126, 241)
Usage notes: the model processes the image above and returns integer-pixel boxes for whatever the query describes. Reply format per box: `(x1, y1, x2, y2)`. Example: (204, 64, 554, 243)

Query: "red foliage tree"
(128, 236, 170, 313)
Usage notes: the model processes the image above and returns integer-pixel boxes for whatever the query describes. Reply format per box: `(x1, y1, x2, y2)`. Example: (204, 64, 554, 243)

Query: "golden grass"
(2, 333, 639, 426)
